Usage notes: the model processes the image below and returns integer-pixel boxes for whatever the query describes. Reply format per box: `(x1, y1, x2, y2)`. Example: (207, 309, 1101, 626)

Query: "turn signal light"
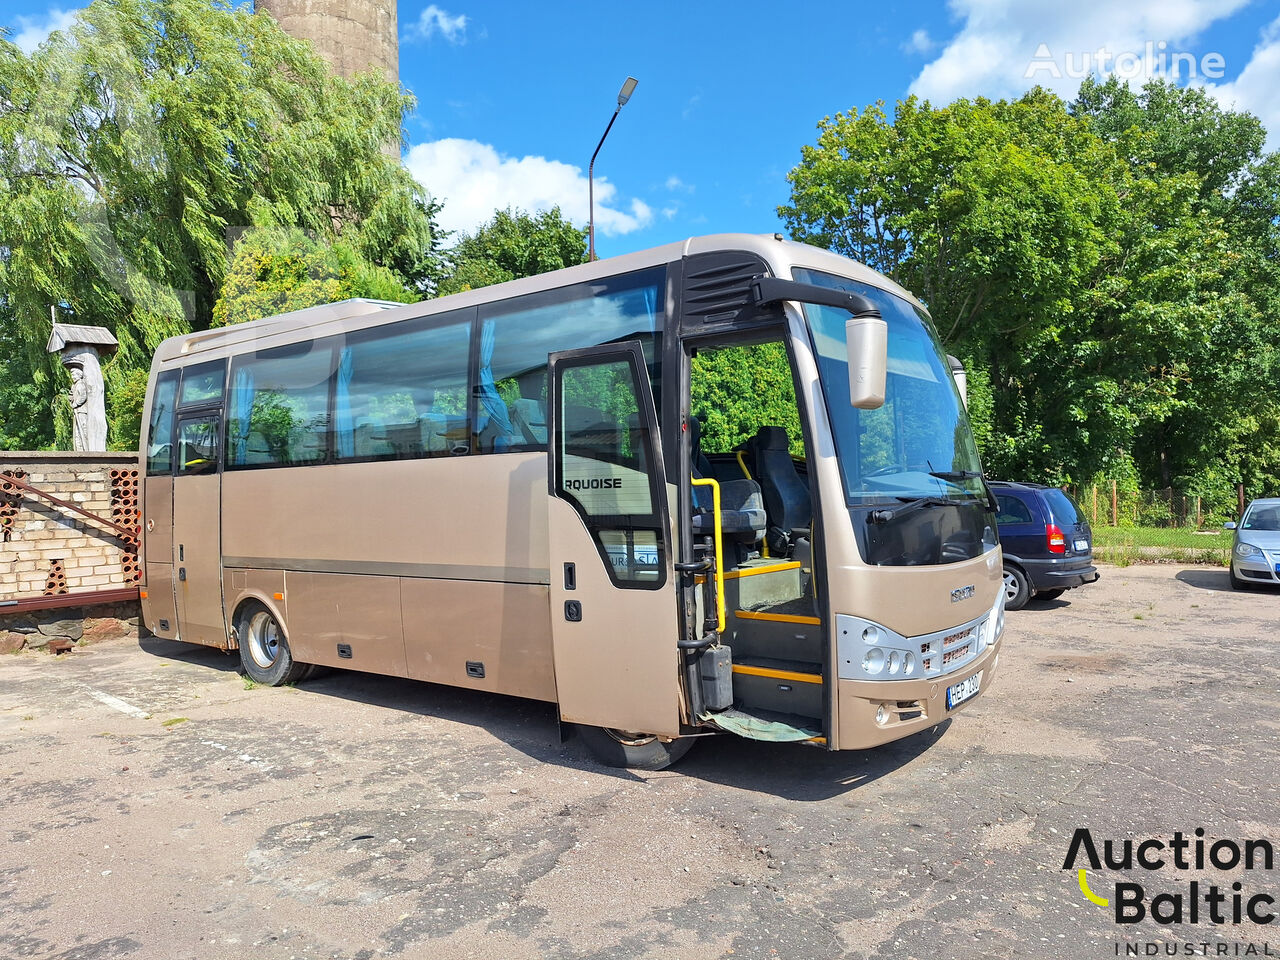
(1046, 522, 1066, 554)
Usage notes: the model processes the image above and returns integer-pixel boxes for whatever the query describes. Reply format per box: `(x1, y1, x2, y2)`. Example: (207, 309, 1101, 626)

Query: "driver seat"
(749, 426, 811, 556)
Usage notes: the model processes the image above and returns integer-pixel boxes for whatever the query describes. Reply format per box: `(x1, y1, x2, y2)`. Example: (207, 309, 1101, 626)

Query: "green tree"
(439, 207, 587, 295)
(212, 225, 418, 328)
(779, 84, 1280, 507)
(0, 0, 446, 449)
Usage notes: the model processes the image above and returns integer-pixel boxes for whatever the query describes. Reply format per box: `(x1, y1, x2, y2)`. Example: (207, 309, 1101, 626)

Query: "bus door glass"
(546, 342, 681, 736)
(172, 360, 226, 647)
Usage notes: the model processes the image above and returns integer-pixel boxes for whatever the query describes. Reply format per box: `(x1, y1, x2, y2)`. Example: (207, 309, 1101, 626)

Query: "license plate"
(1074, 539, 1089, 551)
(946, 672, 982, 710)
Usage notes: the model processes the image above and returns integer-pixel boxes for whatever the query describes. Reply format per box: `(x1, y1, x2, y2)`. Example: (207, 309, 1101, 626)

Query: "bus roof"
(152, 234, 924, 366)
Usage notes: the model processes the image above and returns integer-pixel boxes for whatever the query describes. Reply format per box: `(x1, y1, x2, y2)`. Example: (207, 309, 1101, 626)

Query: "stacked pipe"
(0, 470, 26, 543)
(110, 468, 142, 583)
(43, 559, 68, 596)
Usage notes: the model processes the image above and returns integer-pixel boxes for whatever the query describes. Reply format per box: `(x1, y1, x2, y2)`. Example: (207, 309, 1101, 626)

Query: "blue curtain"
(335, 347, 355, 458)
(478, 319, 512, 450)
(231, 367, 254, 465)
(643, 286, 658, 332)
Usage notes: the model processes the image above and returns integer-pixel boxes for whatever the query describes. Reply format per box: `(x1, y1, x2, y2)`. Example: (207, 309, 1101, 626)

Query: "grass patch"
(161, 717, 188, 727)
(1092, 526, 1230, 566)
(241, 675, 258, 690)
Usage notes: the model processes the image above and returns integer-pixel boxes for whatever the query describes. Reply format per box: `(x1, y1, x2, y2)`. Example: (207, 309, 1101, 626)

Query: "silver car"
(1226, 498, 1280, 589)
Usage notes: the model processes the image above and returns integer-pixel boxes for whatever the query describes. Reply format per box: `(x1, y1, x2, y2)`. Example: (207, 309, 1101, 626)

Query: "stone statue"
(47, 324, 117, 452)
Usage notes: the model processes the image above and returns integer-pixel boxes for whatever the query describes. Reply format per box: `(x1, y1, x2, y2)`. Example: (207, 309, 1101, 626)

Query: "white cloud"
(11, 7, 79, 53)
(404, 138, 653, 240)
(903, 28, 936, 55)
(909, 0, 1251, 103)
(403, 4, 468, 44)
(664, 175, 694, 193)
(1203, 14, 1280, 150)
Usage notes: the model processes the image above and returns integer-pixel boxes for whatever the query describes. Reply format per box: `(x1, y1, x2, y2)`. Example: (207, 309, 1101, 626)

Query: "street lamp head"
(617, 76, 638, 107)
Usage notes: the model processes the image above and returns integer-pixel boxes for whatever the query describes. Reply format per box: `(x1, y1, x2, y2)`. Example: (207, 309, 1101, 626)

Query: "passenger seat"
(690, 417, 766, 548)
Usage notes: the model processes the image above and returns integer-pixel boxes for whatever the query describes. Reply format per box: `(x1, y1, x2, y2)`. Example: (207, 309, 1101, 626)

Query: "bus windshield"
(794, 268, 984, 506)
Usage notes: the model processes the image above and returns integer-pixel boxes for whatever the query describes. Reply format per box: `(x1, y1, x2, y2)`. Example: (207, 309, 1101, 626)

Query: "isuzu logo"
(951, 585, 975, 603)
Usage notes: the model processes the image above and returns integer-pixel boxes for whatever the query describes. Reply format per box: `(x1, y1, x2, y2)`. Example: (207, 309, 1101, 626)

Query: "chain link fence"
(1066, 484, 1238, 529)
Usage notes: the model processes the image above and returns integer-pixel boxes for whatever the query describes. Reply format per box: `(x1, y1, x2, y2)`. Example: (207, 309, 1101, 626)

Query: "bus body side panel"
(222, 568, 285, 645)
(285, 572, 407, 677)
(141, 475, 178, 639)
(401, 578, 555, 701)
(219, 453, 555, 699)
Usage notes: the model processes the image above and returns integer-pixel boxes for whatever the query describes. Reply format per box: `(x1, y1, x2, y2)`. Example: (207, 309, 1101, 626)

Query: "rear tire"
(237, 601, 310, 686)
(576, 725, 696, 770)
(1003, 565, 1030, 611)
(1035, 588, 1066, 601)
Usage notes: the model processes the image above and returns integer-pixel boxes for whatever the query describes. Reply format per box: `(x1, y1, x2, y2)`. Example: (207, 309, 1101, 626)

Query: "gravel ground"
(2, 563, 1278, 960)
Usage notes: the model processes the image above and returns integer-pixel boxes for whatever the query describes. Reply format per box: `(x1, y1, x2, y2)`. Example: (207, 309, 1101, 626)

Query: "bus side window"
(176, 416, 220, 476)
(333, 314, 471, 462)
(146, 371, 180, 475)
(477, 267, 666, 455)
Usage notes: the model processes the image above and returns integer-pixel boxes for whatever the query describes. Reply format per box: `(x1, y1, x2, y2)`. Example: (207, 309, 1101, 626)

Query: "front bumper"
(834, 640, 1001, 749)
(1232, 552, 1280, 584)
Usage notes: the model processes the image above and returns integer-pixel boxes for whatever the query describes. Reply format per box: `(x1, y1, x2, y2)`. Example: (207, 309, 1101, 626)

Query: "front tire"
(237, 601, 310, 686)
(1229, 565, 1250, 591)
(576, 725, 696, 770)
(1003, 565, 1031, 611)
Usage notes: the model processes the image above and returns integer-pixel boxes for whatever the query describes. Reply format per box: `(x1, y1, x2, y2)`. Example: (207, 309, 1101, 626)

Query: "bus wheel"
(575, 725, 696, 770)
(237, 602, 309, 686)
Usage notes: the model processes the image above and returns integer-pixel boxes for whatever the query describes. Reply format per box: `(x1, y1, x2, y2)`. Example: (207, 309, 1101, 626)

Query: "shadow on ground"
(137, 634, 945, 801)
(1175, 568, 1235, 592)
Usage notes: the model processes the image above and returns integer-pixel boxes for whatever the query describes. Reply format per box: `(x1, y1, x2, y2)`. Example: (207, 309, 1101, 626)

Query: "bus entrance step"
(699, 706, 821, 743)
(730, 659, 823, 720)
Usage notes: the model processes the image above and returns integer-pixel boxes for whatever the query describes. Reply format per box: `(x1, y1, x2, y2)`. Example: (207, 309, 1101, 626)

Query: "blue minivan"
(992, 481, 1099, 610)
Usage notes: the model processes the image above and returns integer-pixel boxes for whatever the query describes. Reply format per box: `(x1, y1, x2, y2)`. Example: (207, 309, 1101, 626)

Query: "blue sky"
(6, 0, 1280, 258)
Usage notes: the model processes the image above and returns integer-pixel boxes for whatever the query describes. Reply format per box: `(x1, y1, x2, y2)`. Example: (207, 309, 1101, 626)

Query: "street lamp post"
(588, 76, 638, 261)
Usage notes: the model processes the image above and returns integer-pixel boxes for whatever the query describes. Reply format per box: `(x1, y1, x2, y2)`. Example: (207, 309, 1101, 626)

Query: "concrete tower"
(256, 0, 398, 83)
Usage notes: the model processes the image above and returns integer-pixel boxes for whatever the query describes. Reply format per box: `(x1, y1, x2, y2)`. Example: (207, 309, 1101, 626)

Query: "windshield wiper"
(928, 469, 981, 481)
(868, 496, 961, 524)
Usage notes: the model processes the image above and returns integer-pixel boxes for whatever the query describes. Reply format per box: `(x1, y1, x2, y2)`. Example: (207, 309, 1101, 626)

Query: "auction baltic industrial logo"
(1064, 828, 1277, 956)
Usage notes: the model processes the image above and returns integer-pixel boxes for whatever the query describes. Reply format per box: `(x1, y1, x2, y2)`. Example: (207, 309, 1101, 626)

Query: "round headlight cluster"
(863, 647, 918, 677)
(1235, 541, 1262, 559)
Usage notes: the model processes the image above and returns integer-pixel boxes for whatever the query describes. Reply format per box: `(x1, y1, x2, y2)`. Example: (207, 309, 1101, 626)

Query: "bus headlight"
(863, 649, 885, 675)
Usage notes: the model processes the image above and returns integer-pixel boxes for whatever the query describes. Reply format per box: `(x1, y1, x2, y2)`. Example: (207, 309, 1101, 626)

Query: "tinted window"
(996, 495, 1033, 524)
(335, 315, 471, 461)
(226, 342, 334, 468)
(146, 370, 179, 476)
(477, 268, 664, 454)
(179, 360, 226, 406)
(1043, 489, 1083, 524)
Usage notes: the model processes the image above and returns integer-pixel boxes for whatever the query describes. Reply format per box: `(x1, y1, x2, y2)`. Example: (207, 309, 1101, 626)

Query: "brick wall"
(0, 452, 141, 600)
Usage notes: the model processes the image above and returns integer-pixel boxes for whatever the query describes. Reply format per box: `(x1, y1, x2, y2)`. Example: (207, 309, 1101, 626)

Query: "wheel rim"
(604, 729, 658, 748)
(246, 610, 282, 669)
(1003, 571, 1019, 603)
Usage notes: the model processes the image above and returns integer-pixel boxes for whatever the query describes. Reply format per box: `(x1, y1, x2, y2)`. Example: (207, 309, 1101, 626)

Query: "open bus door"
(546, 343, 682, 739)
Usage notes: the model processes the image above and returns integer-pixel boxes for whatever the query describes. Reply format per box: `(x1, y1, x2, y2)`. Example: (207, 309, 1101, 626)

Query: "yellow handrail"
(691, 476, 726, 633)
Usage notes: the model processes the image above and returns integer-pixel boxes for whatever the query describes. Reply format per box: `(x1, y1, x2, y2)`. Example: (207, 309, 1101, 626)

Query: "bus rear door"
(172, 412, 226, 647)
(547, 343, 681, 737)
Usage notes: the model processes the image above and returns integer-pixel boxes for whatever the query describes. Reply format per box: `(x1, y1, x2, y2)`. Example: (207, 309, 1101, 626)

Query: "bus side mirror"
(846, 315, 887, 409)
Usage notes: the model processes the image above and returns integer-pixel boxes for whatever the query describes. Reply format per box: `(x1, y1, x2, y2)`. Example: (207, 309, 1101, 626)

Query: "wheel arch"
(227, 588, 288, 652)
